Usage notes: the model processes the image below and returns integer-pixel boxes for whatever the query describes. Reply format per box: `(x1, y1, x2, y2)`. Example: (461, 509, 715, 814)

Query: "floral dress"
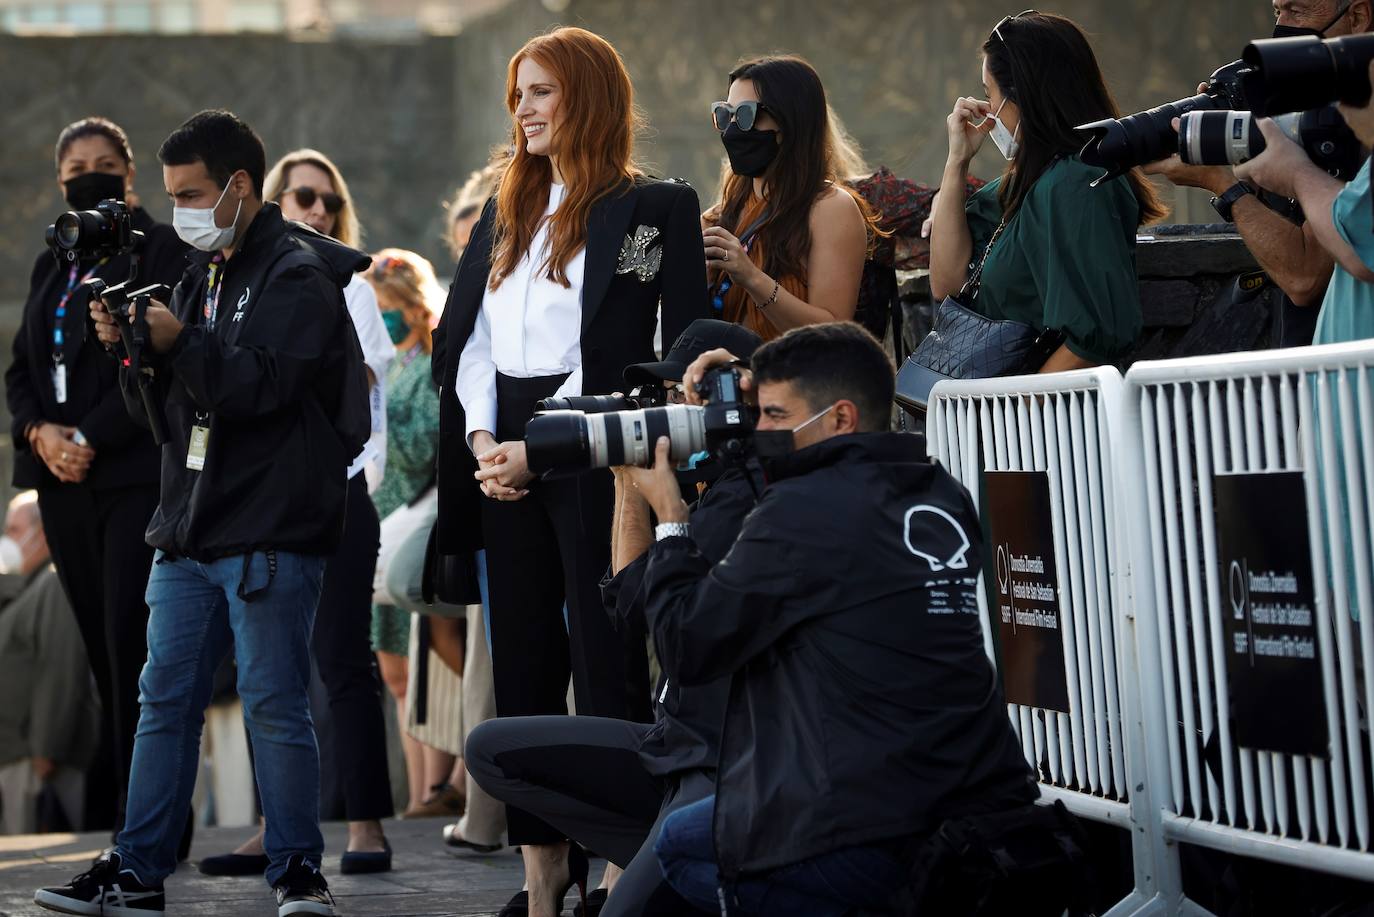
(370, 344, 440, 655)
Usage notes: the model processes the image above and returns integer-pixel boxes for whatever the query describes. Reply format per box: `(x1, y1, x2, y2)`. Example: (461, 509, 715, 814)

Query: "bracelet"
(655, 522, 691, 541)
(757, 279, 780, 309)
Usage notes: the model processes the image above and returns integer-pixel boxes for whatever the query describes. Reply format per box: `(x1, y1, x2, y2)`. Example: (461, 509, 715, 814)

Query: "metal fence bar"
(1123, 341, 1374, 890)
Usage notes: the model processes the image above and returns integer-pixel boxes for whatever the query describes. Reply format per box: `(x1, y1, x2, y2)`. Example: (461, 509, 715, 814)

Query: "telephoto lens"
(535, 394, 633, 413)
(1177, 110, 1264, 166)
(525, 404, 708, 474)
(1243, 34, 1374, 117)
(1077, 60, 1250, 182)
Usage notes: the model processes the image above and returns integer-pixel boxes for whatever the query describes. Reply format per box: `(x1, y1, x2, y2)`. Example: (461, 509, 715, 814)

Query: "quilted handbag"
(896, 218, 1062, 412)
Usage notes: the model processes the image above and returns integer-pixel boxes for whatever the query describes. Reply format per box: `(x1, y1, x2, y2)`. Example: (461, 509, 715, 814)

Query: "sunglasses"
(711, 100, 772, 133)
(280, 186, 344, 214)
(991, 8, 1037, 43)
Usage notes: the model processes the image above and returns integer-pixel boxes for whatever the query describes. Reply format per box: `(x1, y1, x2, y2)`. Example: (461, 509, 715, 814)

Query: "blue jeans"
(655, 795, 907, 916)
(116, 550, 326, 886)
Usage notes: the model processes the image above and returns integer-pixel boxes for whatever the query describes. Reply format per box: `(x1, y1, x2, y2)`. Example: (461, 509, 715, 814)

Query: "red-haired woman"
(432, 26, 707, 916)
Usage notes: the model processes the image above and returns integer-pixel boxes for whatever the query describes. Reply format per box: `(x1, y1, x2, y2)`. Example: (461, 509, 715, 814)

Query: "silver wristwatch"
(655, 522, 691, 541)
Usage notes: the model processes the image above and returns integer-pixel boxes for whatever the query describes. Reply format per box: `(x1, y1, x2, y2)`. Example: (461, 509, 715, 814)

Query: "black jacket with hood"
(123, 203, 370, 561)
(642, 432, 1037, 878)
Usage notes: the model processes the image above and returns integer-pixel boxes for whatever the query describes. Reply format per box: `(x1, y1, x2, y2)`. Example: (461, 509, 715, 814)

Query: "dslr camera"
(47, 198, 143, 264)
(1077, 60, 1250, 182)
(525, 365, 755, 474)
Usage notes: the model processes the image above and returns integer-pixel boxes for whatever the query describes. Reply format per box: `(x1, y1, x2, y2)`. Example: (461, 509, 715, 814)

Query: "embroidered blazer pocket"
(616, 224, 663, 282)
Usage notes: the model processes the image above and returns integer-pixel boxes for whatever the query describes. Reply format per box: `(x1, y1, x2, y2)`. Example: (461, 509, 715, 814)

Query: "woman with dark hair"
(704, 55, 881, 342)
(5, 117, 187, 835)
(930, 11, 1167, 371)
(432, 25, 708, 917)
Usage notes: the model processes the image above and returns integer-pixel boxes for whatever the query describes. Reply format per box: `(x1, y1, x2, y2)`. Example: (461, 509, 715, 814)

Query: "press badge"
(52, 364, 68, 404)
(186, 425, 210, 471)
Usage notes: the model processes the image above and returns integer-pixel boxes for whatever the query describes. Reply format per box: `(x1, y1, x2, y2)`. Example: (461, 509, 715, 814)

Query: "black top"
(6, 207, 188, 490)
(601, 461, 764, 777)
(130, 204, 370, 561)
(431, 177, 711, 555)
(642, 432, 1038, 878)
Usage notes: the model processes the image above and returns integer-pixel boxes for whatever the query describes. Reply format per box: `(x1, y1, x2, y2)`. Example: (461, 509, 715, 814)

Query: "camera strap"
(53, 258, 108, 365)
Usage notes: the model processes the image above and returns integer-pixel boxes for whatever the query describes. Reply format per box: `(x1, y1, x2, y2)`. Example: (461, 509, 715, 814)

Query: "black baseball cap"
(623, 319, 764, 387)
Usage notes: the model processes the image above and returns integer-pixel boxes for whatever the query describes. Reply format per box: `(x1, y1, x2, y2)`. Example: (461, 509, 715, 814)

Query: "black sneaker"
(273, 855, 335, 916)
(33, 850, 165, 915)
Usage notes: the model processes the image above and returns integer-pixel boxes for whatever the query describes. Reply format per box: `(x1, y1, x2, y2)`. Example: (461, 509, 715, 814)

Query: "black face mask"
(721, 122, 779, 178)
(64, 171, 126, 212)
(1272, 5, 1347, 39)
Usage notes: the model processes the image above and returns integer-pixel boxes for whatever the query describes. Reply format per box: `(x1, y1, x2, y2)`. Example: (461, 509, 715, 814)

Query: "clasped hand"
(472, 432, 533, 502)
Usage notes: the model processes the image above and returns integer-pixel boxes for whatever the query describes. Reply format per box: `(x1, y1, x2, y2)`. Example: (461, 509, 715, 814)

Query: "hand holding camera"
(1234, 119, 1314, 200)
(683, 348, 753, 407)
(622, 437, 690, 525)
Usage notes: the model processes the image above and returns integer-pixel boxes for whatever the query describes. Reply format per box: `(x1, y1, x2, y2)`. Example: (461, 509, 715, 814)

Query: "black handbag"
(896, 219, 1063, 414)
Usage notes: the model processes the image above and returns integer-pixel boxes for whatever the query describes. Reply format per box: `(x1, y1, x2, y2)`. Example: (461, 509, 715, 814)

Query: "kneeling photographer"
(1138, 0, 1372, 346)
(465, 319, 764, 917)
(627, 323, 1040, 916)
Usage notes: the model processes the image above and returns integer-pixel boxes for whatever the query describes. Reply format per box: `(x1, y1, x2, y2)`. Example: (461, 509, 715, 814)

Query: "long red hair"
(489, 27, 642, 290)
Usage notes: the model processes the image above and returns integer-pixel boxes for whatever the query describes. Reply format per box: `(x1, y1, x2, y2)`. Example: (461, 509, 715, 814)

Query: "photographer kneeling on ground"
(631, 323, 1039, 916)
(466, 318, 764, 917)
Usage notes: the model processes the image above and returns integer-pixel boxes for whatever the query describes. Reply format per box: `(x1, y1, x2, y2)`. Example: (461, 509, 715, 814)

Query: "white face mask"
(0, 535, 27, 575)
(173, 174, 242, 252)
(986, 98, 1021, 161)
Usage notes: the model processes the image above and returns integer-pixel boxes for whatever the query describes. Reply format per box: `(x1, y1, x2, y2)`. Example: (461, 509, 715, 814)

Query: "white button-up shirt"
(456, 182, 586, 446)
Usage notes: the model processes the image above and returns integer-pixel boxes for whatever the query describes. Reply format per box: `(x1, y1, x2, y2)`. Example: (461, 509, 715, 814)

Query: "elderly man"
(1146, 0, 1373, 346)
(0, 491, 100, 835)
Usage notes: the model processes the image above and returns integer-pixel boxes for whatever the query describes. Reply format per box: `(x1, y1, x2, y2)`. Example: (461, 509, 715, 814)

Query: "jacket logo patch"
(232, 287, 250, 322)
(616, 225, 662, 282)
(903, 504, 971, 572)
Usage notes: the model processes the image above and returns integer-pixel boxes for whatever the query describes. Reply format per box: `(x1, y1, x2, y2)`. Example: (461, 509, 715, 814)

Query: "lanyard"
(710, 210, 772, 313)
(53, 259, 107, 364)
(204, 255, 226, 330)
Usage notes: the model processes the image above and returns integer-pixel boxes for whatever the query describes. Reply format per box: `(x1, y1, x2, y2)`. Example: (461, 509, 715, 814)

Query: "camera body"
(1178, 105, 1362, 180)
(46, 199, 143, 264)
(524, 365, 756, 474)
(1077, 60, 1250, 181)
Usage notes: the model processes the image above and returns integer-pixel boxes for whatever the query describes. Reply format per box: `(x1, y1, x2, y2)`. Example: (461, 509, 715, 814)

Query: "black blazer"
(431, 176, 710, 554)
(6, 208, 189, 491)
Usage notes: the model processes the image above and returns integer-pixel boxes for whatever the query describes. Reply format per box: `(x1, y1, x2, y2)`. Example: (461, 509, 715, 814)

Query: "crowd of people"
(2, 3, 1373, 915)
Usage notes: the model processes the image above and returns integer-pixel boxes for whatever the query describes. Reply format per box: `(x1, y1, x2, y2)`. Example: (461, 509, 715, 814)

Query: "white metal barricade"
(1119, 341, 1374, 899)
(926, 370, 1173, 916)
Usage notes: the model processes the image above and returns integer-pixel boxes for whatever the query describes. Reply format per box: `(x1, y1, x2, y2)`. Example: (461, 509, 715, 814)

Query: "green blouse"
(964, 155, 1143, 363)
(371, 346, 440, 521)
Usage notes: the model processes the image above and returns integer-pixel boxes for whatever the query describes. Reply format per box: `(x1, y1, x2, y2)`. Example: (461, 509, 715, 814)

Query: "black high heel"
(564, 842, 590, 914)
(495, 842, 589, 917)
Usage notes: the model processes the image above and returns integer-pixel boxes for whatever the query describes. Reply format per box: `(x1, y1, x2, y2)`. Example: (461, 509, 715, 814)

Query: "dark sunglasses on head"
(280, 186, 344, 214)
(992, 8, 1038, 43)
(711, 100, 771, 133)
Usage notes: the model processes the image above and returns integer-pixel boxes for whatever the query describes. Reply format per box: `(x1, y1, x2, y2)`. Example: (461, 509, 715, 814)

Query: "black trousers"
(37, 482, 159, 833)
(480, 373, 653, 845)
(248, 473, 393, 821)
(467, 715, 710, 917)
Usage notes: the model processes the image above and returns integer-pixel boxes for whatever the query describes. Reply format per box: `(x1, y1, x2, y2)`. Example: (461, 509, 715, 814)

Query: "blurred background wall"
(0, 0, 1279, 500)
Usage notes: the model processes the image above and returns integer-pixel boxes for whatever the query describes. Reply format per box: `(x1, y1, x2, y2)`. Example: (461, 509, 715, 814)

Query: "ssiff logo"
(902, 504, 971, 572)
(231, 287, 250, 322)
